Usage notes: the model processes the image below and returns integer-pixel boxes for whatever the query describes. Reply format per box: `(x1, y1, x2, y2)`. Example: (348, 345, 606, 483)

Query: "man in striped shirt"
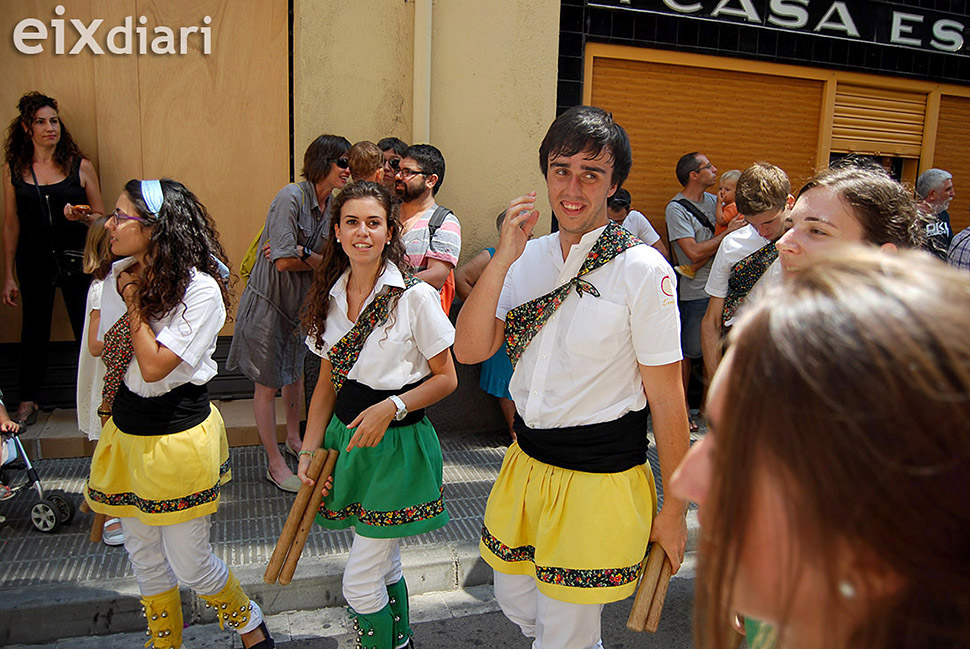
(394, 144, 462, 292)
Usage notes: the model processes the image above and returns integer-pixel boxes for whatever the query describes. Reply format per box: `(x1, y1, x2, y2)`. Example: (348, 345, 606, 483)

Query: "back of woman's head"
(700, 247, 970, 649)
(797, 165, 925, 249)
(123, 179, 233, 319)
(4, 91, 84, 180)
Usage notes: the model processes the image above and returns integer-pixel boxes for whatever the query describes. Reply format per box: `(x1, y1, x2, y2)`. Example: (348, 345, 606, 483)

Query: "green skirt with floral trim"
(314, 414, 449, 539)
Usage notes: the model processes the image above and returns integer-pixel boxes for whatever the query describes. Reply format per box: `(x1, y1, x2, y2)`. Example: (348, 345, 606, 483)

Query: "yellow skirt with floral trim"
(85, 405, 231, 526)
(480, 442, 656, 605)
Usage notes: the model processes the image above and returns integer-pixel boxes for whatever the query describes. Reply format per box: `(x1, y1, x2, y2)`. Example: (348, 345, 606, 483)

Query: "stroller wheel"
(30, 499, 62, 533)
(46, 491, 76, 525)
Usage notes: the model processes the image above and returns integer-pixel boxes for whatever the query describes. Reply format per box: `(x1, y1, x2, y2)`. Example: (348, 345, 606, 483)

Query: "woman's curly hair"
(123, 179, 234, 321)
(4, 92, 85, 181)
(302, 181, 410, 349)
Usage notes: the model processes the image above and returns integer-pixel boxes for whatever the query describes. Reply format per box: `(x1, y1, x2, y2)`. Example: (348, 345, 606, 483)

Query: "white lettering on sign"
(13, 4, 212, 55)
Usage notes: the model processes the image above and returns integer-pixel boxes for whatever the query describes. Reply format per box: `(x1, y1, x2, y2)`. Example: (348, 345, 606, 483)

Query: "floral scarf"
(329, 274, 422, 394)
(504, 221, 641, 369)
(722, 241, 777, 325)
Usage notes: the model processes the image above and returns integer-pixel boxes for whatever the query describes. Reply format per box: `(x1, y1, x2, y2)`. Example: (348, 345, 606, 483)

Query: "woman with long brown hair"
(85, 179, 273, 649)
(298, 180, 457, 649)
(672, 247, 970, 649)
(2, 91, 104, 424)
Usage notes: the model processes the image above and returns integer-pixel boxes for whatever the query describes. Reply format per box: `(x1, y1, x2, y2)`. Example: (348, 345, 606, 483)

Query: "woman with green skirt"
(298, 181, 457, 649)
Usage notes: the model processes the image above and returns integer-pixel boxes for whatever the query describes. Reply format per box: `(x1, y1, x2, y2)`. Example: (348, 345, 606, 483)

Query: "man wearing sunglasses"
(395, 144, 461, 311)
(665, 152, 743, 432)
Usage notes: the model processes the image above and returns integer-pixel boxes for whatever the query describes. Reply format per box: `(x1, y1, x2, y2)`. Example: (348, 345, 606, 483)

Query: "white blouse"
(307, 262, 455, 390)
(100, 258, 226, 397)
(497, 226, 683, 429)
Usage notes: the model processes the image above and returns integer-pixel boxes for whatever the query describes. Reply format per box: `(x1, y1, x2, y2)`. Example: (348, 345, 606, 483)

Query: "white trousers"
(493, 571, 605, 649)
(120, 515, 263, 634)
(343, 531, 404, 614)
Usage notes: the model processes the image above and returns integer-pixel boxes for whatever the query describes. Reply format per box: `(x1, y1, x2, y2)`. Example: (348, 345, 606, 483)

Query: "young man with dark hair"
(395, 144, 461, 309)
(700, 162, 792, 381)
(455, 105, 689, 649)
(607, 188, 668, 258)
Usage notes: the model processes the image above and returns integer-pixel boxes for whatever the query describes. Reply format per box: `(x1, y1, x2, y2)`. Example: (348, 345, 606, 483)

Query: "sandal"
(102, 517, 125, 546)
(14, 402, 38, 427)
(688, 415, 699, 433)
(0, 484, 14, 501)
(283, 440, 301, 461)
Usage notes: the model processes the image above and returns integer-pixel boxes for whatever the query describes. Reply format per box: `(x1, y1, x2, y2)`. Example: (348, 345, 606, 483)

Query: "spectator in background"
(915, 168, 954, 260)
(378, 137, 408, 192)
(227, 134, 351, 492)
(348, 141, 384, 184)
(395, 144, 461, 313)
(455, 210, 518, 443)
(2, 91, 105, 426)
(948, 218, 970, 271)
(714, 169, 742, 235)
(666, 152, 744, 431)
(607, 188, 668, 259)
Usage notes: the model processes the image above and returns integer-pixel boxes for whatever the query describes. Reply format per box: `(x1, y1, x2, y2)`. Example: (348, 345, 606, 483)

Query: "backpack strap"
(428, 205, 452, 240)
(671, 198, 716, 235)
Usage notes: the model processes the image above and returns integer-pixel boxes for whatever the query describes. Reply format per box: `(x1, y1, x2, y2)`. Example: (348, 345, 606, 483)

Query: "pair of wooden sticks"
(264, 448, 339, 585)
(626, 542, 673, 633)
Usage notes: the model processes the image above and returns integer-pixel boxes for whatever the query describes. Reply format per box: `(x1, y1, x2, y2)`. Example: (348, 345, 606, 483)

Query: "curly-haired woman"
(85, 179, 273, 649)
(2, 91, 104, 424)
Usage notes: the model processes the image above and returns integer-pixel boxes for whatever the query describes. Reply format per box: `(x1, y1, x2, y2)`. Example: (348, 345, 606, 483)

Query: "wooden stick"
(278, 448, 339, 585)
(626, 543, 668, 631)
(263, 449, 328, 584)
(644, 556, 673, 632)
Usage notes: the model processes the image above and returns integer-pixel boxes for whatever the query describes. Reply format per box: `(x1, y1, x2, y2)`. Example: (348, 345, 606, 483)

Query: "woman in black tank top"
(2, 91, 104, 424)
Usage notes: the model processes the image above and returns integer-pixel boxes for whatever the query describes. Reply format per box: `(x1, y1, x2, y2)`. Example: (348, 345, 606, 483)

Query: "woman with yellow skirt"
(85, 179, 273, 649)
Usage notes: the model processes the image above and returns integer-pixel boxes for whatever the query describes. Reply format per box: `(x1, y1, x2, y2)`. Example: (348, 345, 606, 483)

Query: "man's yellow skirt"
(85, 405, 231, 526)
(480, 443, 656, 605)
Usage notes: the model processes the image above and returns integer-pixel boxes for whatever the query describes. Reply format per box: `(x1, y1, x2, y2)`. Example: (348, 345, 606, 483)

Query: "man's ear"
(608, 184, 618, 199)
(879, 242, 898, 254)
(425, 173, 438, 192)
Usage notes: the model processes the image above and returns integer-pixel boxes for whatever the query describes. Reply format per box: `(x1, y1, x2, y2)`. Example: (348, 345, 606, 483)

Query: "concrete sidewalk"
(0, 427, 701, 646)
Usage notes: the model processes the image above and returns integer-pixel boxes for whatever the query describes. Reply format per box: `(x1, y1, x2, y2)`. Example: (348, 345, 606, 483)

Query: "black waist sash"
(514, 408, 650, 473)
(113, 382, 210, 436)
(334, 379, 425, 428)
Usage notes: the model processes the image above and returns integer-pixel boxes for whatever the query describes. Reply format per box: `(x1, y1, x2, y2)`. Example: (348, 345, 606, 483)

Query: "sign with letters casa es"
(597, 0, 968, 55)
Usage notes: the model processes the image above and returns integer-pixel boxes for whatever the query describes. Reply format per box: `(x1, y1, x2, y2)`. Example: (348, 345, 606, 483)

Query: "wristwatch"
(299, 245, 312, 261)
(388, 395, 408, 421)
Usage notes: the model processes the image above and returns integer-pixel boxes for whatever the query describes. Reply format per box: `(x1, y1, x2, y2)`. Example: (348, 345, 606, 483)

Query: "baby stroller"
(1, 426, 76, 532)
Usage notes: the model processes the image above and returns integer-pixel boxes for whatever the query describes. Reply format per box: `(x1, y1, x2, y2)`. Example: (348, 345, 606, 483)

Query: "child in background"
(348, 141, 385, 184)
(0, 389, 22, 504)
(715, 169, 741, 235)
(676, 170, 743, 279)
(76, 216, 124, 545)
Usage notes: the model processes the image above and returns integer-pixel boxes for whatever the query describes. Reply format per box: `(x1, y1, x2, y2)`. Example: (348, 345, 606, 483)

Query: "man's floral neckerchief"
(722, 241, 777, 325)
(504, 221, 642, 369)
(329, 274, 422, 394)
(101, 314, 133, 408)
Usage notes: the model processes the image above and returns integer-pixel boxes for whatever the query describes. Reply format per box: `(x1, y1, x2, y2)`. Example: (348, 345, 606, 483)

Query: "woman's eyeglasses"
(109, 208, 146, 225)
(333, 157, 350, 169)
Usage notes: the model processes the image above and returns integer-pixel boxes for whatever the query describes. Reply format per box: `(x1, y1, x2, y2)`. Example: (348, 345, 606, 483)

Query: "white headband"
(141, 180, 163, 216)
